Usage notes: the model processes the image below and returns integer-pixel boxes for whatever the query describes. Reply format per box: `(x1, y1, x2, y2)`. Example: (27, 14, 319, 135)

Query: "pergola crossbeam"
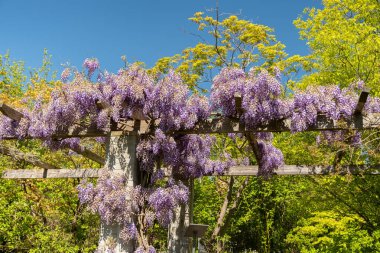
(0, 102, 23, 121)
(1, 168, 99, 179)
(2, 165, 379, 179)
(1, 96, 380, 139)
(0, 102, 105, 164)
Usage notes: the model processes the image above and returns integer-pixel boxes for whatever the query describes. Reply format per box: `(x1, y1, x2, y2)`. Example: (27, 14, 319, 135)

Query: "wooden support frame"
(0, 102, 105, 165)
(2, 165, 379, 179)
(2, 90, 379, 140)
(1, 168, 99, 179)
(0, 90, 378, 252)
(0, 102, 23, 121)
(13, 111, 372, 140)
(354, 90, 370, 115)
(69, 146, 105, 165)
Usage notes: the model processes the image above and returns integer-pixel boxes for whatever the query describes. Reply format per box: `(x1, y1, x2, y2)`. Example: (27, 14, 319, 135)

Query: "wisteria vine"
(1, 60, 380, 252)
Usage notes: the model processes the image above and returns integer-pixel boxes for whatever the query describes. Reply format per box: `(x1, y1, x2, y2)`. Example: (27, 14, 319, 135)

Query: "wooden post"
(168, 179, 193, 253)
(97, 133, 138, 252)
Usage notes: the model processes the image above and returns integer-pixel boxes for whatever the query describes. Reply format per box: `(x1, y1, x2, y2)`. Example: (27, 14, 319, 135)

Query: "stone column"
(168, 179, 194, 253)
(98, 133, 138, 252)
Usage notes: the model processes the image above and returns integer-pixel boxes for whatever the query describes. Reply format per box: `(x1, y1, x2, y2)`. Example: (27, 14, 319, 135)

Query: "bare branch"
(0, 143, 60, 170)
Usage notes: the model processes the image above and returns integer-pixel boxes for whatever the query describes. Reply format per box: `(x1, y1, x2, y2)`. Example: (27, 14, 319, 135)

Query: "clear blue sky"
(0, 0, 322, 75)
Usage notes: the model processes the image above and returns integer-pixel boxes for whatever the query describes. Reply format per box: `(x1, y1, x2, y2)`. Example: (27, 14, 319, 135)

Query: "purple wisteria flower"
(61, 68, 72, 82)
(83, 58, 100, 77)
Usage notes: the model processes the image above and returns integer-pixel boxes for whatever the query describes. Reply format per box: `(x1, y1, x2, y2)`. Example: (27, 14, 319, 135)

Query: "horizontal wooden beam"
(2, 105, 380, 140)
(52, 112, 380, 136)
(1, 168, 99, 179)
(2, 165, 379, 179)
(0, 102, 23, 121)
(0, 102, 105, 164)
(227, 165, 380, 176)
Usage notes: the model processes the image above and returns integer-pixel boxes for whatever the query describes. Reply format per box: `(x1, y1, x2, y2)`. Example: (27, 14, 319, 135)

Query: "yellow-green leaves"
(0, 53, 26, 106)
(294, 0, 380, 94)
(151, 12, 287, 92)
(286, 211, 379, 252)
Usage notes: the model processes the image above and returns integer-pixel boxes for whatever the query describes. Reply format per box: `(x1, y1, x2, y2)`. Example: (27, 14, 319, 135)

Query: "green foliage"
(0, 52, 26, 105)
(221, 176, 312, 253)
(274, 132, 329, 165)
(194, 177, 224, 226)
(286, 211, 380, 252)
(0, 178, 99, 252)
(0, 53, 100, 252)
(294, 0, 380, 94)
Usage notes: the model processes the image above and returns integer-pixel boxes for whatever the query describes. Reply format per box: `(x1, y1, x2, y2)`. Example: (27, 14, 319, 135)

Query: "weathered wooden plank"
(2, 165, 379, 179)
(0, 102, 24, 121)
(234, 94, 243, 116)
(96, 100, 110, 110)
(0, 102, 105, 164)
(226, 165, 380, 175)
(2, 104, 380, 138)
(169, 113, 380, 134)
(0, 143, 60, 170)
(2, 88, 380, 138)
(1, 168, 99, 179)
(354, 90, 370, 115)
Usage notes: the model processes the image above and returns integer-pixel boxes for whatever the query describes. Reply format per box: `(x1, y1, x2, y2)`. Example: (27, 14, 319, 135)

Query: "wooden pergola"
(1, 90, 379, 252)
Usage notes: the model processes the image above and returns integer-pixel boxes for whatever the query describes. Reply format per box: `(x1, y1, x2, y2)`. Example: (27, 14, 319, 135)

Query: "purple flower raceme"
(61, 68, 72, 83)
(144, 70, 210, 131)
(291, 85, 357, 132)
(241, 69, 291, 129)
(210, 67, 246, 116)
(257, 139, 284, 175)
(83, 58, 100, 77)
(254, 133, 284, 175)
(148, 182, 188, 226)
(0, 116, 16, 139)
(365, 97, 380, 113)
(77, 172, 188, 245)
(108, 66, 152, 122)
(134, 246, 156, 253)
(119, 223, 137, 242)
(316, 130, 362, 147)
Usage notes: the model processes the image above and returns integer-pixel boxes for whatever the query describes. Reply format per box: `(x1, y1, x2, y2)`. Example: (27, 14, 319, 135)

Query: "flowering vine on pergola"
(1, 59, 380, 253)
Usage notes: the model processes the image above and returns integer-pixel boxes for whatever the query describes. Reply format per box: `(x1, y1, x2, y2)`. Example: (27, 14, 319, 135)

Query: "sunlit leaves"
(150, 12, 287, 91)
(294, 0, 380, 93)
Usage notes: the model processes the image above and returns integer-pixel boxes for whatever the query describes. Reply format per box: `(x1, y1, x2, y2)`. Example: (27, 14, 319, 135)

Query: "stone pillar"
(98, 134, 138, 253)
(168, 179, 194, 253)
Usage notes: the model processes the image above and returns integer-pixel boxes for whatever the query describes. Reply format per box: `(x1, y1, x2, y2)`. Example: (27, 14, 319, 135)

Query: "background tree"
(286, 211, 380, 252)
(293, 0, 380, 94)
(149, 11, 287, 92)
(0, 52, 101, 252)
